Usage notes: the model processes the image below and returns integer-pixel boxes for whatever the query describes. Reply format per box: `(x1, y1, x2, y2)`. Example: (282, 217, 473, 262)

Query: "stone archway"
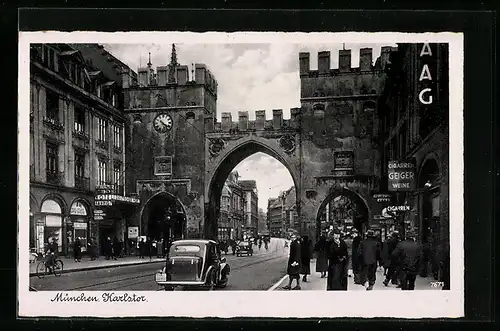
(315, 187, 370, 240)
(205, 139, 300, 240)
(140, 192, 187, 241)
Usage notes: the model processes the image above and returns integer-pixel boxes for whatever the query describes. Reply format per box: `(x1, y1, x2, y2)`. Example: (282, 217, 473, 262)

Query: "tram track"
(65, 252, 287, 291)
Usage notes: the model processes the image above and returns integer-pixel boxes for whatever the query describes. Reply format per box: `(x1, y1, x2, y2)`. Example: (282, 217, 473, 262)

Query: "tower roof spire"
(167, 44, 178, 83)
(147, 52, 152, 66)
(170, 44, 178, 67)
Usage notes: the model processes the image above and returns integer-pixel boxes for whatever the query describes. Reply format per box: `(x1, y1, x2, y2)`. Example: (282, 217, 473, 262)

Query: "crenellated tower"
(122, 44, 218, 240)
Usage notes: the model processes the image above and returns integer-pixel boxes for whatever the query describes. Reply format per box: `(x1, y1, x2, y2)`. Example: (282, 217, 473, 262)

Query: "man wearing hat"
(351, 228, 362, 284)
(358, 229, 383, 290)
(391, 230, 422, 290)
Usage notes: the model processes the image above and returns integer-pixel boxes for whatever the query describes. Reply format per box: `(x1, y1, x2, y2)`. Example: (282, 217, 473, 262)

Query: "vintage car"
(155, 239, 230, 291)
(236, 241, 253, 257)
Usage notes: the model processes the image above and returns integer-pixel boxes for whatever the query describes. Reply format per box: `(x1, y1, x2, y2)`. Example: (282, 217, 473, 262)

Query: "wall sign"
(128, 226, 139, 239)
(70, 201, 87, 216)
(388, 159, 416, 191)
(154, 156, 173, 176)
(334, 151, 354, 169)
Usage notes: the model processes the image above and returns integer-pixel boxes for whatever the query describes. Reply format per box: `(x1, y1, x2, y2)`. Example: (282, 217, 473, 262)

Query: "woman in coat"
(300, 236, 312, 282)
(314, 235, 328, 278)
(326, 229, 349, 291)
(283, 234, 302, 290)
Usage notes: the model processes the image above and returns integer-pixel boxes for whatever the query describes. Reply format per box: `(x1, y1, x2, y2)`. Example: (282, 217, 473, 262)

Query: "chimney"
(380, 46, 394, 71)
(255, 110, 266, 130)
(195, 64, 206, 84)
(339, 50, 351, 72)
(318, 51, 331, 73)
(299, 52, 310, 74)
(238, 111, 249, 131)
(359, 48, 373, 71)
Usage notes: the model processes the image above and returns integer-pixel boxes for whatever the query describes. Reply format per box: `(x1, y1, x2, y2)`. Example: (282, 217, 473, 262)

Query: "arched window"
(70, 200, 89, 253)
(40, 199, 63, 252)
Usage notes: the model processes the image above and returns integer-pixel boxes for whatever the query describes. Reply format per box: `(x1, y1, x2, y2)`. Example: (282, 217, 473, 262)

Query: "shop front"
(39, 199, 64, 253)
(67, 200, 92, 256)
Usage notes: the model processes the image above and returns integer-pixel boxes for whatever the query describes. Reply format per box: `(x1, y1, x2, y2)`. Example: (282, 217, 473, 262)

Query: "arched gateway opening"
(206, 141, 298, 240)
(141, 192, 187, 242)
(315, 187, 370, 239)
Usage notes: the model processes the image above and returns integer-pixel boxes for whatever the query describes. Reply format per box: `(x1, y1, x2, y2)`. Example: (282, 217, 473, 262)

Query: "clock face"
(153, 114, 173, 133)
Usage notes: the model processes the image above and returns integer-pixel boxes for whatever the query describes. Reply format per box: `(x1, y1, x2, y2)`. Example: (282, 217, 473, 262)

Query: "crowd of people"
(284, 227, 449, 291)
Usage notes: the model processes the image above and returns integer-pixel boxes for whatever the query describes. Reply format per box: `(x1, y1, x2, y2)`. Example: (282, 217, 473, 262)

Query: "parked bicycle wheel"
(36, 261, 46, 279)
(53, 260, 64, 276)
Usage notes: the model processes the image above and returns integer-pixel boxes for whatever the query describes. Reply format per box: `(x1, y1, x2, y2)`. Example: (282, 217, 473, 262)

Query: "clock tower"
(121, 44, 218, 240)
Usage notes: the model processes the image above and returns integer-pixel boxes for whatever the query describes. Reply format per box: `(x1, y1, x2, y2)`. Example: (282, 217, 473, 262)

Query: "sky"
(104, 42, 395, 212)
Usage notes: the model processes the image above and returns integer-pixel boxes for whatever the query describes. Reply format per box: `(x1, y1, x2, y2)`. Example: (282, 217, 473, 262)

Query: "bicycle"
(36, 253, 64, 279)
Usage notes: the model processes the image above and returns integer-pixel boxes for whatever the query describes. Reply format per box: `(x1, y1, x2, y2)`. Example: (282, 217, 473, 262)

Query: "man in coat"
(391, 231, 422, 290)
(358, 229, 382, 290)
(383, 231, 401, 287)
(300, 236, 312, 282)
(283, 234, 302, 290)
(351, 229, 362, 284)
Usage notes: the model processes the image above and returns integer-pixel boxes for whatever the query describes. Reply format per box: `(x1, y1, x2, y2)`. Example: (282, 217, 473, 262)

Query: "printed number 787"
(430, 281, 444, 287)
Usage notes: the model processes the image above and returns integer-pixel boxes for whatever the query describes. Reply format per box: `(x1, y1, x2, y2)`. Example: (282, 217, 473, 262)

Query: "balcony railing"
(95, 139, 109, 150)
(72, 130, 90, 141)
(75, 176, 90, 191)
(46, 171, 64, 186)
(43, 116, 64, 131)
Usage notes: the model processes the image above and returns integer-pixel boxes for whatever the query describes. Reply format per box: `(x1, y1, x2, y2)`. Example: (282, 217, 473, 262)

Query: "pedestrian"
(300, 236, 312, 282)
(73, 237, 82, 262)
(147, 238, 153, 261)
(105, 237, 113, 260)
(383, 231, 401, 287)
(391, 231, 422, 290)
(283, 234, 302, 290)
(351, 229, 362, 284)
(313, 234, 328, 278)
(113, 237, 119, 260)
(326, 229, 349, 291)
(358, 229, 382, 291)
(139, 238, 145, 258)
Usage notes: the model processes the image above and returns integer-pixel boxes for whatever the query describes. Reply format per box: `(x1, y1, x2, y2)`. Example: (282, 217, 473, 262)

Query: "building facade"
(29, 43, 136, 256)
(378, 43, 449, 281)
(217, 171, 245, 240)
(239, 180, 258, 237)
(267, 197, 283, 237)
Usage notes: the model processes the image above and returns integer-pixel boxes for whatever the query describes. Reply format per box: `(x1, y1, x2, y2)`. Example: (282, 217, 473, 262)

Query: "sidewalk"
(29, 255, 164, 276)
(273, 259, 441, 291)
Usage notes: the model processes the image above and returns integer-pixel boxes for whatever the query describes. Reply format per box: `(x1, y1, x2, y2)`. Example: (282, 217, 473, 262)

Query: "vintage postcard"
(18, 31, 464, 318)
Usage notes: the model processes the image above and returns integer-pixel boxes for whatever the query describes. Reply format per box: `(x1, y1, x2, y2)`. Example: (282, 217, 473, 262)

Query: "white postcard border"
(18, 31, 464, 318)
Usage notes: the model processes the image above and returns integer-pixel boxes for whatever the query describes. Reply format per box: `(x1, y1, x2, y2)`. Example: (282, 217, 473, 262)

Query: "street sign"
(95, 201, 113, 207)
(387, 205, 411, 212)
(388, 160, 416, 192)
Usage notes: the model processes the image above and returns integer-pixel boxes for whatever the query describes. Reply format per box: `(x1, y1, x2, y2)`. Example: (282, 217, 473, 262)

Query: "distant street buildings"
(267, 187, 298, 238)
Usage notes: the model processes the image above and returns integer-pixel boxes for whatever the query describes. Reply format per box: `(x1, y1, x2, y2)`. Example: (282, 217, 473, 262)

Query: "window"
(113, 163, 121, 187)
(46, 142, 58, 174)
(74, 106, 85, 133)
(46, 90, 59, 122)
(75, 152, 85, 179)
(97, 117, 108, 142)
(112, 94, 117, 107)
(43, 45, 56, 70)
(113, 124, 122, 149)
(97, 160, 107, 187)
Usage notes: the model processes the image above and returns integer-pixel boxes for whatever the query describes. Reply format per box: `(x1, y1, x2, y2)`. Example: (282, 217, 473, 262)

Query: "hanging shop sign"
(128, 226, 139, 239)
(386, 205, 411, 212)
(388, 159, 416, 192)
(95, 200, 113, 207)
(418, 43, 436, 106)
(94, 214, 104, 221)
(373, 193, 392, 203)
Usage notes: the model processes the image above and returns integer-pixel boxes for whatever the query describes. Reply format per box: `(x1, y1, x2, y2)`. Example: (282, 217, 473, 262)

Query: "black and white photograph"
(18, 31, 464, 318)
